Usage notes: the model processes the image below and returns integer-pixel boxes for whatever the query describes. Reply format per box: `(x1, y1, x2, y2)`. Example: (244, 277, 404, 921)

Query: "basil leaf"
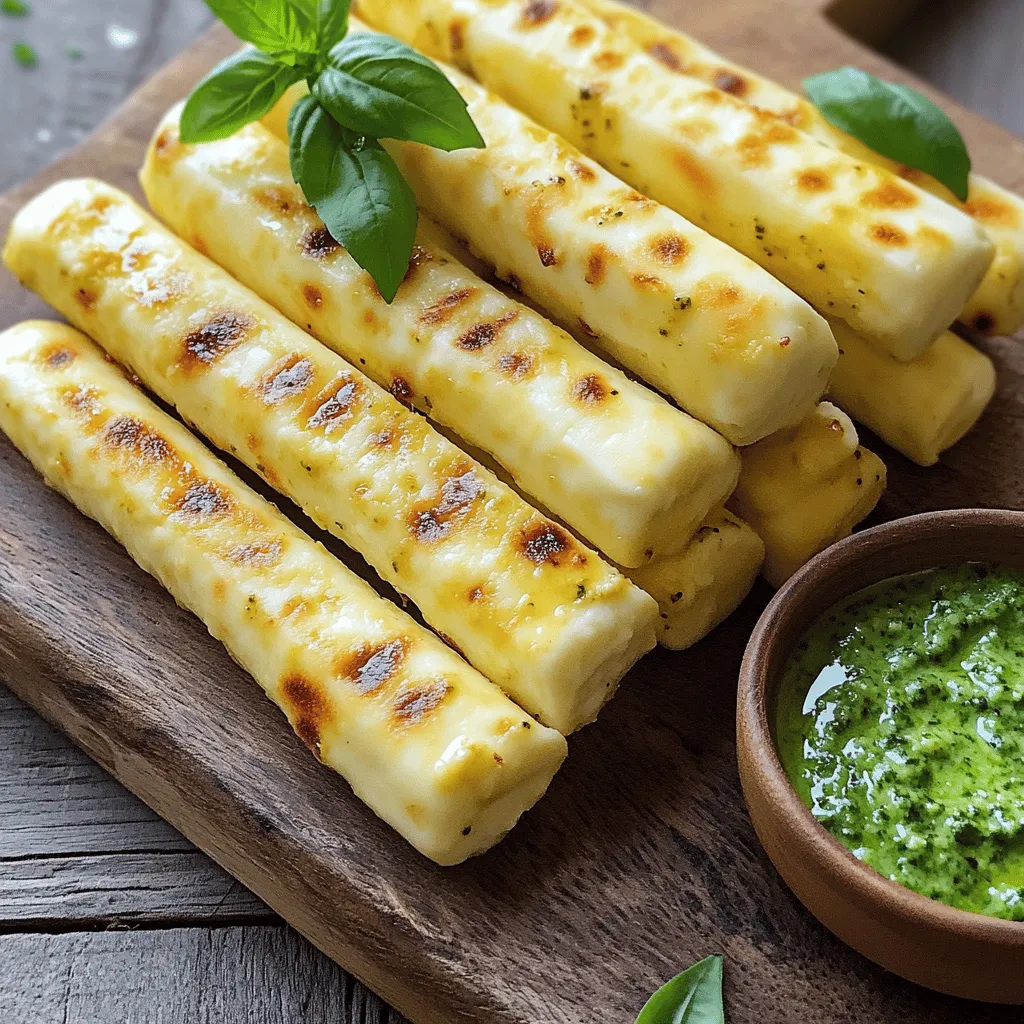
(312, 32, 484, 151)
(636, 955, 725, 1024)
(289, 95, 418, 302)
(181, 50, 303, 144)
(312, 0, 352, 57)
(203, 0, 316, 56)
(804, 67, 970, 201)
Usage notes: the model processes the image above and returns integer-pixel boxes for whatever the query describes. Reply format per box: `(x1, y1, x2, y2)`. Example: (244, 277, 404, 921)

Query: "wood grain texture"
(0, 928, 404, 1024)
(1, 3, 1024, 1023)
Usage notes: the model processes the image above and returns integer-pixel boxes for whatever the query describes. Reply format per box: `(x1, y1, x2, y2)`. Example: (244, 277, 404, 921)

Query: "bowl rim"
(739, 507, 1024, 943)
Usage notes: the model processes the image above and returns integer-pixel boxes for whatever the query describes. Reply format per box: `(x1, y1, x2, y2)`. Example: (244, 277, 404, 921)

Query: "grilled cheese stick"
(728, 403, 886, 586)
(360, 0, 995, 360)
(141, 107, 738, 564)
(624, 508, 764, 649)
(0, 320, 567, 865)
(4, 180, 658, 735)
(577, 0, 1024, 338)
(264, 61, 835, 445)
(828, 321, 996, 467)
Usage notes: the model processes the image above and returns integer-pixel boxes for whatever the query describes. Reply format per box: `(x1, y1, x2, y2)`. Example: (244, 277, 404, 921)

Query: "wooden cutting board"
(1, 2, 1022, 1021)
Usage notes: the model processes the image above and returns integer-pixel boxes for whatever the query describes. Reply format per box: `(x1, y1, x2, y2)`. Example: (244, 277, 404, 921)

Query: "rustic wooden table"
(1, 0, 1022, 1021)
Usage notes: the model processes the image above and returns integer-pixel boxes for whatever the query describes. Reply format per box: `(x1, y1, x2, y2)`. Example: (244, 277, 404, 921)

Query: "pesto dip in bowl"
(776, 562, 1024, 921)
(738, 509, 1024, 1002)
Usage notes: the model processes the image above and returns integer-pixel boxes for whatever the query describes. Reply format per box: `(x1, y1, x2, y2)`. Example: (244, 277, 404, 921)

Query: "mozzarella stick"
(264, 67, 835, 446)
(577, 0, 1024, 338)
(4, 180, 658, 735)
(624, 508, 764, 650)
(827, 321, 996, 467)
(0, 320, 567, 865)
(727, 403, 886, 587)
(141, 107, 738, 563)
(359, 0, 994, 360)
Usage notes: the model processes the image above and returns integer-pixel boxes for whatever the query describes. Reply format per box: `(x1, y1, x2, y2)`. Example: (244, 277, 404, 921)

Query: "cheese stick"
(624, 508, 764, 649)
(0, 320, 568, 865)
(577, 0, 1024, 338)
(141, 106, 739, 563)
(4, 180, 658, 735)
(828, 321, 996, 467)
(264, 69, 836, 446)
(359, 0, 995, 360)
(727, 403, 886, 586)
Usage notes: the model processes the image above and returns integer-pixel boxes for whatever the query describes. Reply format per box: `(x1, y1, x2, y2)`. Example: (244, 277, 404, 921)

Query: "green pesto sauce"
(776, 563, 1024, 921)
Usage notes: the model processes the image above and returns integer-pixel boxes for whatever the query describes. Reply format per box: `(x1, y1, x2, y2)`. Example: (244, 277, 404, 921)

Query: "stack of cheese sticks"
(357, 0, 1010, 468)
(5, 2, 1010, 864)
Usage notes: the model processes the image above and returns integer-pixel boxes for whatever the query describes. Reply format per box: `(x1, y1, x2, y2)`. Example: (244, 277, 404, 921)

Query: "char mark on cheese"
(409, 469, 485, 543)
(182, 311, 255, 369)
(102, 415, 176, 466)
(62, 384, 102, 419)
(76, 287, 97, 310)
(338, 637, 410, 695)
(420, 287, 478, 325)
(42, 345, 76, 369)
(302, 284, 324, 310)
(518, 519, 583, 567)
(173, 479, 234, 520)
(650, 234, 690, 265)
(403, 245, 433, 285)
(496, 350, 537, 381)
(259, 355, 315, 405)
(870, 223, 909, 246)
(521, 0, 557, 26)
(862, 181, 918, 210)
(301, 225, 342, 261)
(392, 679, 451, 726)
(252, 185, 309, 218)
(456, 311, 518, 351)
(306, 374, 360, 430)
(571, 373, 608, 404)
(389, 376, 414, 405)
(714, 70, 748, 96)
(281, 673, 330, 755)
(648, 41, 682, 72)
(227, 540, 284, 568)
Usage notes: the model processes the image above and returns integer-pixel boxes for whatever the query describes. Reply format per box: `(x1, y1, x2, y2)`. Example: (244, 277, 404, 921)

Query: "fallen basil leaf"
(203, 0, 316, 57)
(181, 49, 304, 144)
(636, 955, 725, 1024)
(12, 40, 36, 68)
(1, 0, 30, 17)
(289, 95, 418, 302)
(313, 32, 484, 151)
(804, 66, 970, 201)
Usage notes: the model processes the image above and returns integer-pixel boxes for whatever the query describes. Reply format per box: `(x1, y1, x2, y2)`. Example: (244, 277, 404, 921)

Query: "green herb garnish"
(635, 955, 725, 1024)
(182, 0, 484, 301)
(67, 45, 84, 60)
(804, 67, 970, 201)
(1, 0, 31, 16)
(12, 40, 37, 68)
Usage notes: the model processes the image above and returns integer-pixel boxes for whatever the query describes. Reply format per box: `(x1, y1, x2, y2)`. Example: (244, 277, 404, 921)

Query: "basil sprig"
(636, 955, 726, 1024)
(181, 0, 484, 301)
(804, 67, 970, 202)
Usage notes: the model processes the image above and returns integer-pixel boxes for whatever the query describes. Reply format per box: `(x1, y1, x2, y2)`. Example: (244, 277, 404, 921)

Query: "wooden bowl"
(737, 508, 1024, 1003)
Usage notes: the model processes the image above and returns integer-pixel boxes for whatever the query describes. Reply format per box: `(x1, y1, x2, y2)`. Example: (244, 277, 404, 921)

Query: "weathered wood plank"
(0, 927, 408, 1023)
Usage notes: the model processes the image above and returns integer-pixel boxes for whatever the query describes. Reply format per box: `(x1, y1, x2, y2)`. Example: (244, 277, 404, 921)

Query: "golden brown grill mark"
(302, 284, 324, 310)
(649, 234, 690, 266)
(449, 18, 466, 51)
(281, 674, 330, 755)
(518, 519, 582, 567)
(631, 272, 665, 293)
(181, 311, 255, 370)
(305, 374, 360, 430)
(672, 147, 715, 197)
(228, 540, 283, 568)
(456, 311, 518, 351)
(521, 0, 556, 26)
(577, 317, 600, 338)
(62, 384, 102, 419)
(467, 585, 485, 602)
(409, 469, 485, 543)
(714, 70, 748, 96)
(567, 158, 597, 183)
(648, 41, 682, 72)
(420, 287, 477, 325)
(253, 185, 309, 218)
(390, 375, 414, 405)
(585, 245, 607, 285)
(593, 50, 625, 71)
(75, 287, 97, 310)
(173, 479, 234, 520)
(569, 24, 595, 46)
(337, 637, 410, 695)
(861, 181, 918, 210)
(965, 196, 1020, 229)
(496, 350, 537, 381)
(102, 415, 175, 466)
(153, 128, 179, 161)
(571, 373, 608, 404)
(259, 355, 315, 405)
(870, 223, 909, 247)
(42, 345, 75, 369)
(797, 169, 832, 193)
(393, 679, 451, 726)
(403, 245, 433, 285)
(301, 225, 342, 260)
